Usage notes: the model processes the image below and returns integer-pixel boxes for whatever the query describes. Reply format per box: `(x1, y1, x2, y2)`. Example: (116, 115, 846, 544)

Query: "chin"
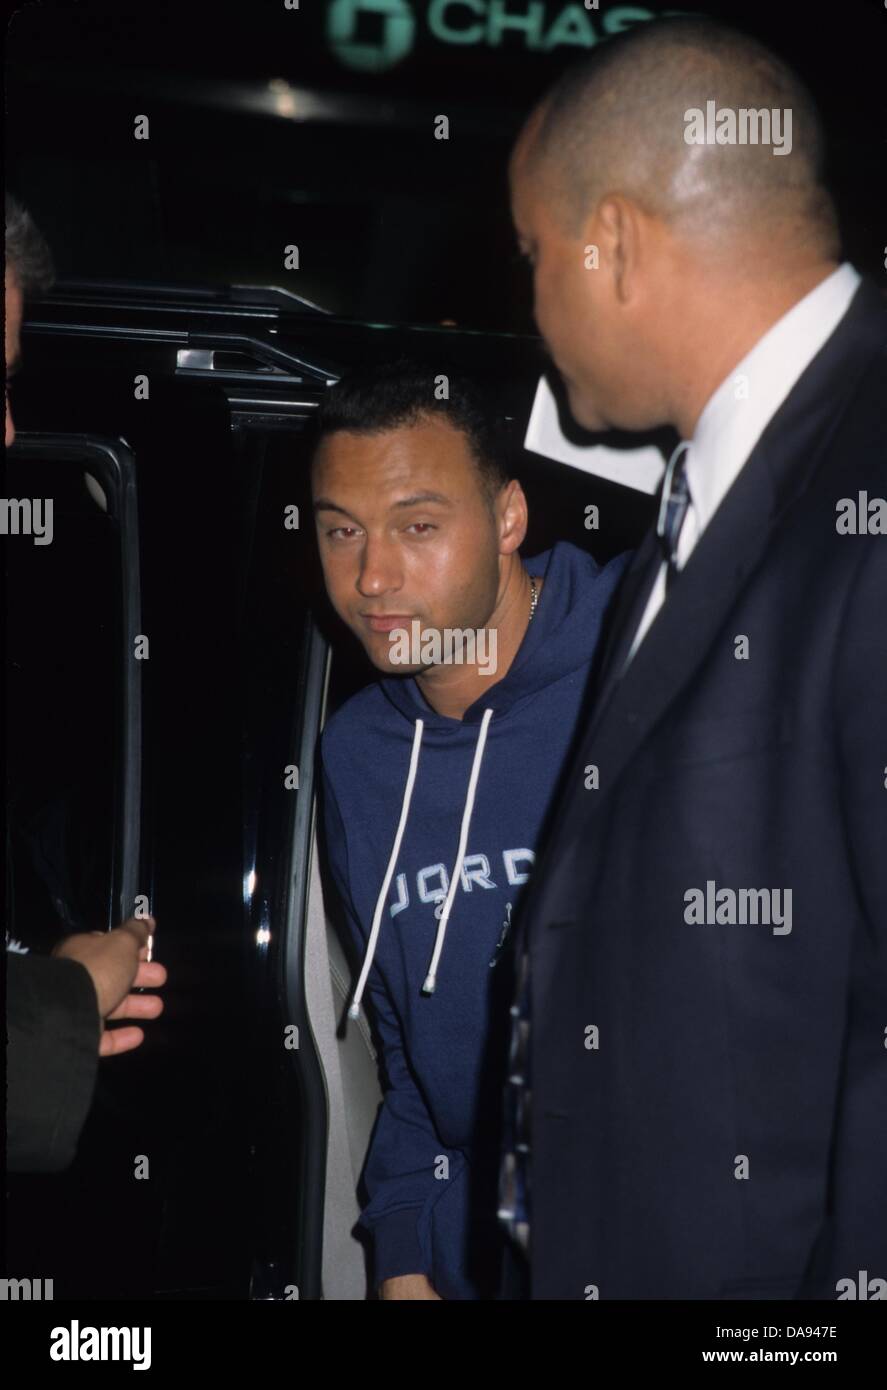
(363, 644, 423, 676)
(566, 385, 606, 432)
(382, 660, 426, 676)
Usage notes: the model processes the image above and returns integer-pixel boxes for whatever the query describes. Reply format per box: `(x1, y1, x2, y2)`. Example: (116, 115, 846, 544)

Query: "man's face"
(5, 270, 23, 448)
(509, 115, 645, 433)
(312, 416, 505, 675)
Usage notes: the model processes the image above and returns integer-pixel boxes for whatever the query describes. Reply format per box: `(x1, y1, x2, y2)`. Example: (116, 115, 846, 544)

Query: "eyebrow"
(313, 499, 351, 516)
(391, 492, 454, 509)
(313, 491, 455, 515)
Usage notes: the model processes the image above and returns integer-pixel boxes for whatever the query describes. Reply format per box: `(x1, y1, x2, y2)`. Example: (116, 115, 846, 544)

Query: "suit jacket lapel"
(591, 526, 660, 718)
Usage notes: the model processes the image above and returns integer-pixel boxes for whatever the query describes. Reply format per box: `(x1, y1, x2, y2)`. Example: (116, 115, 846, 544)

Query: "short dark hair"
(315, 358, 511, 504)
(5, 193, 55, 296)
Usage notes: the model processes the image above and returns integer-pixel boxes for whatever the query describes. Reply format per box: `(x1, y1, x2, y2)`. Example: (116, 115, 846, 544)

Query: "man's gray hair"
(5, 193, 54, 296)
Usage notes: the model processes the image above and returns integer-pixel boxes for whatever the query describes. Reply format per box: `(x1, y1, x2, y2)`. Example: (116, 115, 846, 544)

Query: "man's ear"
(498, 480, 528, 555)
(596, 195, 642, 304)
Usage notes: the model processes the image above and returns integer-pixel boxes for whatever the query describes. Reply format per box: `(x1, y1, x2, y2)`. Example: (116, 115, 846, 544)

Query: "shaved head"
(509, 16, 842, 438)
(521, 15, 838, 259)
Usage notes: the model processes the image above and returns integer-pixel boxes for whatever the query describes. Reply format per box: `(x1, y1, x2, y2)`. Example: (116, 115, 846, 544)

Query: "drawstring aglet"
(421, 973, 437, 995)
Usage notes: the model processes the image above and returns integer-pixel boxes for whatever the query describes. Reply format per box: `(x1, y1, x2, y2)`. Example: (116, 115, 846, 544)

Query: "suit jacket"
(6, 951, 101, 1172)
(522, 277, 887, 1299)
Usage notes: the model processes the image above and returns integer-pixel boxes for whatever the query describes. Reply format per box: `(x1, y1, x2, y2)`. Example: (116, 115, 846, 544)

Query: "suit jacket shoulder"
(6, 952, 101, 1173)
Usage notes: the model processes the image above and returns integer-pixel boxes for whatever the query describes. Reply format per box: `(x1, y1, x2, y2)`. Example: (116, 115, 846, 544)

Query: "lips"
(362, 614, 414, 633)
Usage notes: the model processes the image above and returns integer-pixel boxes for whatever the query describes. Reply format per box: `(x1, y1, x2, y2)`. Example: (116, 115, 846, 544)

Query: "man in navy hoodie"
(315, 360, 629, 1299)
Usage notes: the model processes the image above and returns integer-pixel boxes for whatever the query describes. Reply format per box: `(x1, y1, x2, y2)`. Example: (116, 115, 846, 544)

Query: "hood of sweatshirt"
(377, 538, 616, 729)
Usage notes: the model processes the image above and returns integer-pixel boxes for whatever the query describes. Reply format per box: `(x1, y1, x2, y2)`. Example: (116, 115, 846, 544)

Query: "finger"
(137, 918, 158, 961)
(99, 1025, 145, 1057)
(116, 918, 152, 951)
(132, 960, 167, 989)
(106, 992, 165, 1022)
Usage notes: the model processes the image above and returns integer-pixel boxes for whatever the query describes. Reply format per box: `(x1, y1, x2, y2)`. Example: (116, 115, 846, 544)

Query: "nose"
(356, 534, 402, 599)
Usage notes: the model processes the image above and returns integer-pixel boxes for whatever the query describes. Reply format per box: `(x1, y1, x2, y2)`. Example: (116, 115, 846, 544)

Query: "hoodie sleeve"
(320, 763, 458, 1291)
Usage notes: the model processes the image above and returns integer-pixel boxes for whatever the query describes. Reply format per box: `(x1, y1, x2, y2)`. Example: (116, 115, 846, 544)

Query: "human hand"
(52, 917, 166, 1056)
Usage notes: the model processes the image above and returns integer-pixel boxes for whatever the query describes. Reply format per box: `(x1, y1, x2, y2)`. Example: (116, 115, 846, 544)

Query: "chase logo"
(327, 0, 417, 73)
(327, 1, 662, 74)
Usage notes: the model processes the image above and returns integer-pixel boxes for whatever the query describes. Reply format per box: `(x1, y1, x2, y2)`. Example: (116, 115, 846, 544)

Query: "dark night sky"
(6, 0, 887, 330)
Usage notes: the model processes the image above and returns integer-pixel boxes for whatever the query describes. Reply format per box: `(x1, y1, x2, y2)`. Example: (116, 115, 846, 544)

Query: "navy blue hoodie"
(320, 540, 629, 1298)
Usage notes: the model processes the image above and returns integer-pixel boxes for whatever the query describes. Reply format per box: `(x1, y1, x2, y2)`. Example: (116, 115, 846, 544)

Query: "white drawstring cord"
(347, 719, 425, 1020)
(422, 707, 494, 995)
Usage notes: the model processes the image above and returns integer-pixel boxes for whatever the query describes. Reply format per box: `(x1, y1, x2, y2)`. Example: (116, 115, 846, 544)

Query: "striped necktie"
(656, 440, 692, 590)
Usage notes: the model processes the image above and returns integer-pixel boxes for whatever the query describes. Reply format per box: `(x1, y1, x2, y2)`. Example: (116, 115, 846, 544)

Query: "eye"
(326, 525, 361, 540)
(406, 522, 436, 535)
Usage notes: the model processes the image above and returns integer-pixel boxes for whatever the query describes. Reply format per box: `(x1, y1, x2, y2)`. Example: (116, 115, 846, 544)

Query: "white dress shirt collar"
(685, 262, 862, 538)
(625, 262, 862, 668)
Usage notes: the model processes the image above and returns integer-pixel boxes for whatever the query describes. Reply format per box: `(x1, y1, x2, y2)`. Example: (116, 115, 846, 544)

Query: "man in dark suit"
(501, 16, 887, 1298)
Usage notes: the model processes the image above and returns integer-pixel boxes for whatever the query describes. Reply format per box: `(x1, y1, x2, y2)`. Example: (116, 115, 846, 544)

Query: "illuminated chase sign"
(327, 0, 663, 73)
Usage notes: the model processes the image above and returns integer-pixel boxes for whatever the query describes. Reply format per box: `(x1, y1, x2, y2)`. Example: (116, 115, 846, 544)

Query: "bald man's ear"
(596, 195, 642, 304)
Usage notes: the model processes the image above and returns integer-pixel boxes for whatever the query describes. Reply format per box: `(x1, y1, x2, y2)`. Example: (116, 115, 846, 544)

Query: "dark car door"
(4, 303, 321, 1299)
(6, 434, 143, 943)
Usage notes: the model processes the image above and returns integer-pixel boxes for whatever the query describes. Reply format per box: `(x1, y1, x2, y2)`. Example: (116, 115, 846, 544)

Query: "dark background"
(4, 0, 886, 1305)
(6, 0, 887, 331)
